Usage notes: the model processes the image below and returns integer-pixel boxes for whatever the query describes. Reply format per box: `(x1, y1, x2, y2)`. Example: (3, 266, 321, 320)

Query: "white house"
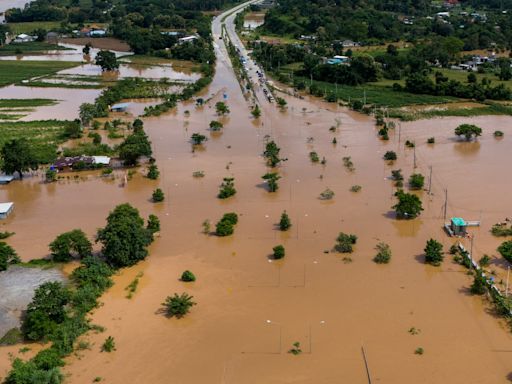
(0, 202, 14, 219)
(92, 156, 111, 166)
(90, 29, 106, 37)
(13, 33, 36, 43)
(178, 35, 198, 44)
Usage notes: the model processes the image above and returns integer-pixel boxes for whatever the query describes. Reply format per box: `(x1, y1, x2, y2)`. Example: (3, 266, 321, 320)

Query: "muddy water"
(244, 13, 265, 30)
(1, 30, 512, 384)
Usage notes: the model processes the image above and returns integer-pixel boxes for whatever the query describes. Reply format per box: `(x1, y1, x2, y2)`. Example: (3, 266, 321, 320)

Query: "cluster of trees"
(261, 0, 512, 50)
(402, 71, 511, 101)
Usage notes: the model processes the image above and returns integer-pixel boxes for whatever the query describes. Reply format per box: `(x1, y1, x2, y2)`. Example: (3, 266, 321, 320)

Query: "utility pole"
(443, 189, 448, 221)
(428, 166, 433, 194)
(363, 89, 367, 105)
(413, 143, 417, 168)
(398, 123, 401, 144)
(506, 266, 510, 297)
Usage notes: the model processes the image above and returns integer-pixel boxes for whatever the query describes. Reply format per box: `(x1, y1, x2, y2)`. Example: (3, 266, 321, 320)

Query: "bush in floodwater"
(215, 213, 238, 236)
(101, 336, 115, 352)
(181, 270, 196, 282)
(309, 151, 320, 163)
(334, 232, 358, 253)
(288, 342, 302, 355)
(373, 242, 392, 264)
(350, 185, 362, 192)
(262, 172, 281, 192)
(319, 188, 335, 200)
(279, 211, 291, 231)
(49, 229, 92, 262)
(191, 133, 207, 145)
(427, 137, 435, 144)
(152, 188, 165, 202)
(162, 293, 196, 318)
(147, 164, 159, 180)
(424, 238, 443, 266)
(218, 177, 236, 199)
(342, 156, 354, 171)
(498, 240, 512, 263)
(45, 168, 57, 183)
(147, 214, 160, 235)
(479, 254, 491, 267)
(408, 173, 424, 190)
(393, 190, 423, 219)
(209, 120, 223, 131)
(414, 347, 424, 355)
(405, 140, 415, 148)
(494, 130, 504, 138)
(272, 245, 285, 260)
(470, 271, 487, 295)
(193, 170, 205, 178)
(383, 151, 397, 161)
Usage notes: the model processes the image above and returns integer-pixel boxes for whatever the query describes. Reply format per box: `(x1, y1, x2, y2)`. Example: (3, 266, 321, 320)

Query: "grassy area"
(6, 21, 63, 34)
(0, 60, 79, 87)
(0, 42, 70, 55)
(390, 102, 512, 121)
(0, 120, 68, 163)
(0, 99, 57, 108)
(290, 75, 457, 108)
(436, 68, 512, 88)
(119, 55, 200, 71)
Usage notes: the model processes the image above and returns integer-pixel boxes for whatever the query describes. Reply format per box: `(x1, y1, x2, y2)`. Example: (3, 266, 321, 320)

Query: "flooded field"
(244, 12, 265, 30)
(1, 13, 512, 384)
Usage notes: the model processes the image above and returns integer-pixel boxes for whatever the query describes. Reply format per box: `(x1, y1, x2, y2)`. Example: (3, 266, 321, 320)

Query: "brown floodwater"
(244, 13, 265, 30)
(1, 24, 512, 384)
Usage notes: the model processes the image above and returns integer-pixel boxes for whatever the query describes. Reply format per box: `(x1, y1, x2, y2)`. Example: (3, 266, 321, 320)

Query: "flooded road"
(1, 1, 512, 383)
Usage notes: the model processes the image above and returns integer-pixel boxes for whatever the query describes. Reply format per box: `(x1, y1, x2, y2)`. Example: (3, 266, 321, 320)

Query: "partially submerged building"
(0, 202, 14, 219)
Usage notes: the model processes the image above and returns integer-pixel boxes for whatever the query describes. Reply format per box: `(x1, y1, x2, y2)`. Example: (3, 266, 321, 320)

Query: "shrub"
(319, 188, 335, 200)
(288, 342, 302, 355)
(101, 336, 115, 352)
(262, 172, 281, 192)
(0, 242, 20, 271)
(393, 190, 423, 219)
(162, 293, 196, 318)
(309, 151, 320, 163)
(272, 245, 285, 259)
(424, 239, 443, 266)
(455, 124, 482, 141)
(342, 156, 354, 171)
(191, 133, 207, 145)
(479, 254, 491, 267)
(334, 232, 357, 253)
(209, 120, 223, 131)
(49, 229, 92, 262)
(405, 140, 415, 148)
(147, 164, 159, 180)
(263, 141, 286, 167)
(147, 214, 160, 234)
(498, 240, 512, 263)
(383, 151, 397, 161)
(181, 270, 196, 282)
(470, 272, 487, 295)
(193, 170, 205, 178)
(32, 348, 64, 370)
(45, 168, 57, 183)
(215, 213, 238, 236)
(373, 242, 391, 264)
(350, 185, 362, 192)
(152, 188, 165, 202)
(494, 130, 504, 137)
(251, 105, 261, 118)
(427, 137, 435, 144)
(218, 177, 236, 199)
(408, 173, 424, 190)
(279, 211, 291, 231)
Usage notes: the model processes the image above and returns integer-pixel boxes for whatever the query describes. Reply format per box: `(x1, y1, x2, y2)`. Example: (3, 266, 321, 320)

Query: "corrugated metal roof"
(451, 217, 466, 226)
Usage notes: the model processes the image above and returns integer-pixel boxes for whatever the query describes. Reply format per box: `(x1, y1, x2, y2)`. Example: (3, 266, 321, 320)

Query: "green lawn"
(6, 21, 63, 34)
(0, 99, 57, 108)
(0, 42, 70, 55)
(0, 61, 80, 87)
(0, 120, 68, 163)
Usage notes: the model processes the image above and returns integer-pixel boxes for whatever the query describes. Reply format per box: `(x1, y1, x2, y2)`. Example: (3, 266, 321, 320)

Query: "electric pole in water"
(413, 143, 417, 168)
(443, 189, 448, 221)
(428, 166, 432, 194)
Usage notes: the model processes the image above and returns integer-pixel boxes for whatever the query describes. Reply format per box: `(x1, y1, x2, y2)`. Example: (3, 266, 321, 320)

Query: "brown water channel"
(1, 27, 512, 384)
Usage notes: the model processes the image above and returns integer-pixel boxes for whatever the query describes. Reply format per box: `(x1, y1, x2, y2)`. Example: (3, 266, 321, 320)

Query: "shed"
(178, 35, 198, 44)
(0, 175, 14, 184)
(110, 103, 130, 112)
(0, 202, 14, 219)
(451, 217, 467, 236)
(92, 156, 111, 166)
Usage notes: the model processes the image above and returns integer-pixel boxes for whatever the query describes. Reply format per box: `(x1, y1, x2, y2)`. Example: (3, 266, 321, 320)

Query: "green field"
(6, 22, 63, 34)
(0, 120, 68, 163)
(0, 61, 79, 87)
(0, 99, 57, 108)
(0, 42, 70, 55)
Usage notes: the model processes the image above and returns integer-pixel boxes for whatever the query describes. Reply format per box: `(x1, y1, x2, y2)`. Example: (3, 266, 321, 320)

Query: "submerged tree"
(454, 124, 482, 141)
(408, 173, 425, 190)
(424, 238, 443, 266)
(1, 138, 39, 179)
(262, 172, 281, 192)
(334, 232, 358, 253)
(263, 140, 286, 167)
(215, 101, 230, 115)
(393, 190, 423, 219)
(162, 293, 196, 318)
(279, 211, 291, 231)
(95, 50, 119, 71)
(96, 204, 152, 268)
(251, 104, 261, 118)
(191, 133, 207, 146)
(218, 177, 236, 199)
(49, 229, 92, 262)
(0, 242, 20, 271)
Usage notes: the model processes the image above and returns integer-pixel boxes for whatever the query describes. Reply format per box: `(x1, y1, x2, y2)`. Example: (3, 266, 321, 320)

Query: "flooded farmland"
(1, 13, 512, 384)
